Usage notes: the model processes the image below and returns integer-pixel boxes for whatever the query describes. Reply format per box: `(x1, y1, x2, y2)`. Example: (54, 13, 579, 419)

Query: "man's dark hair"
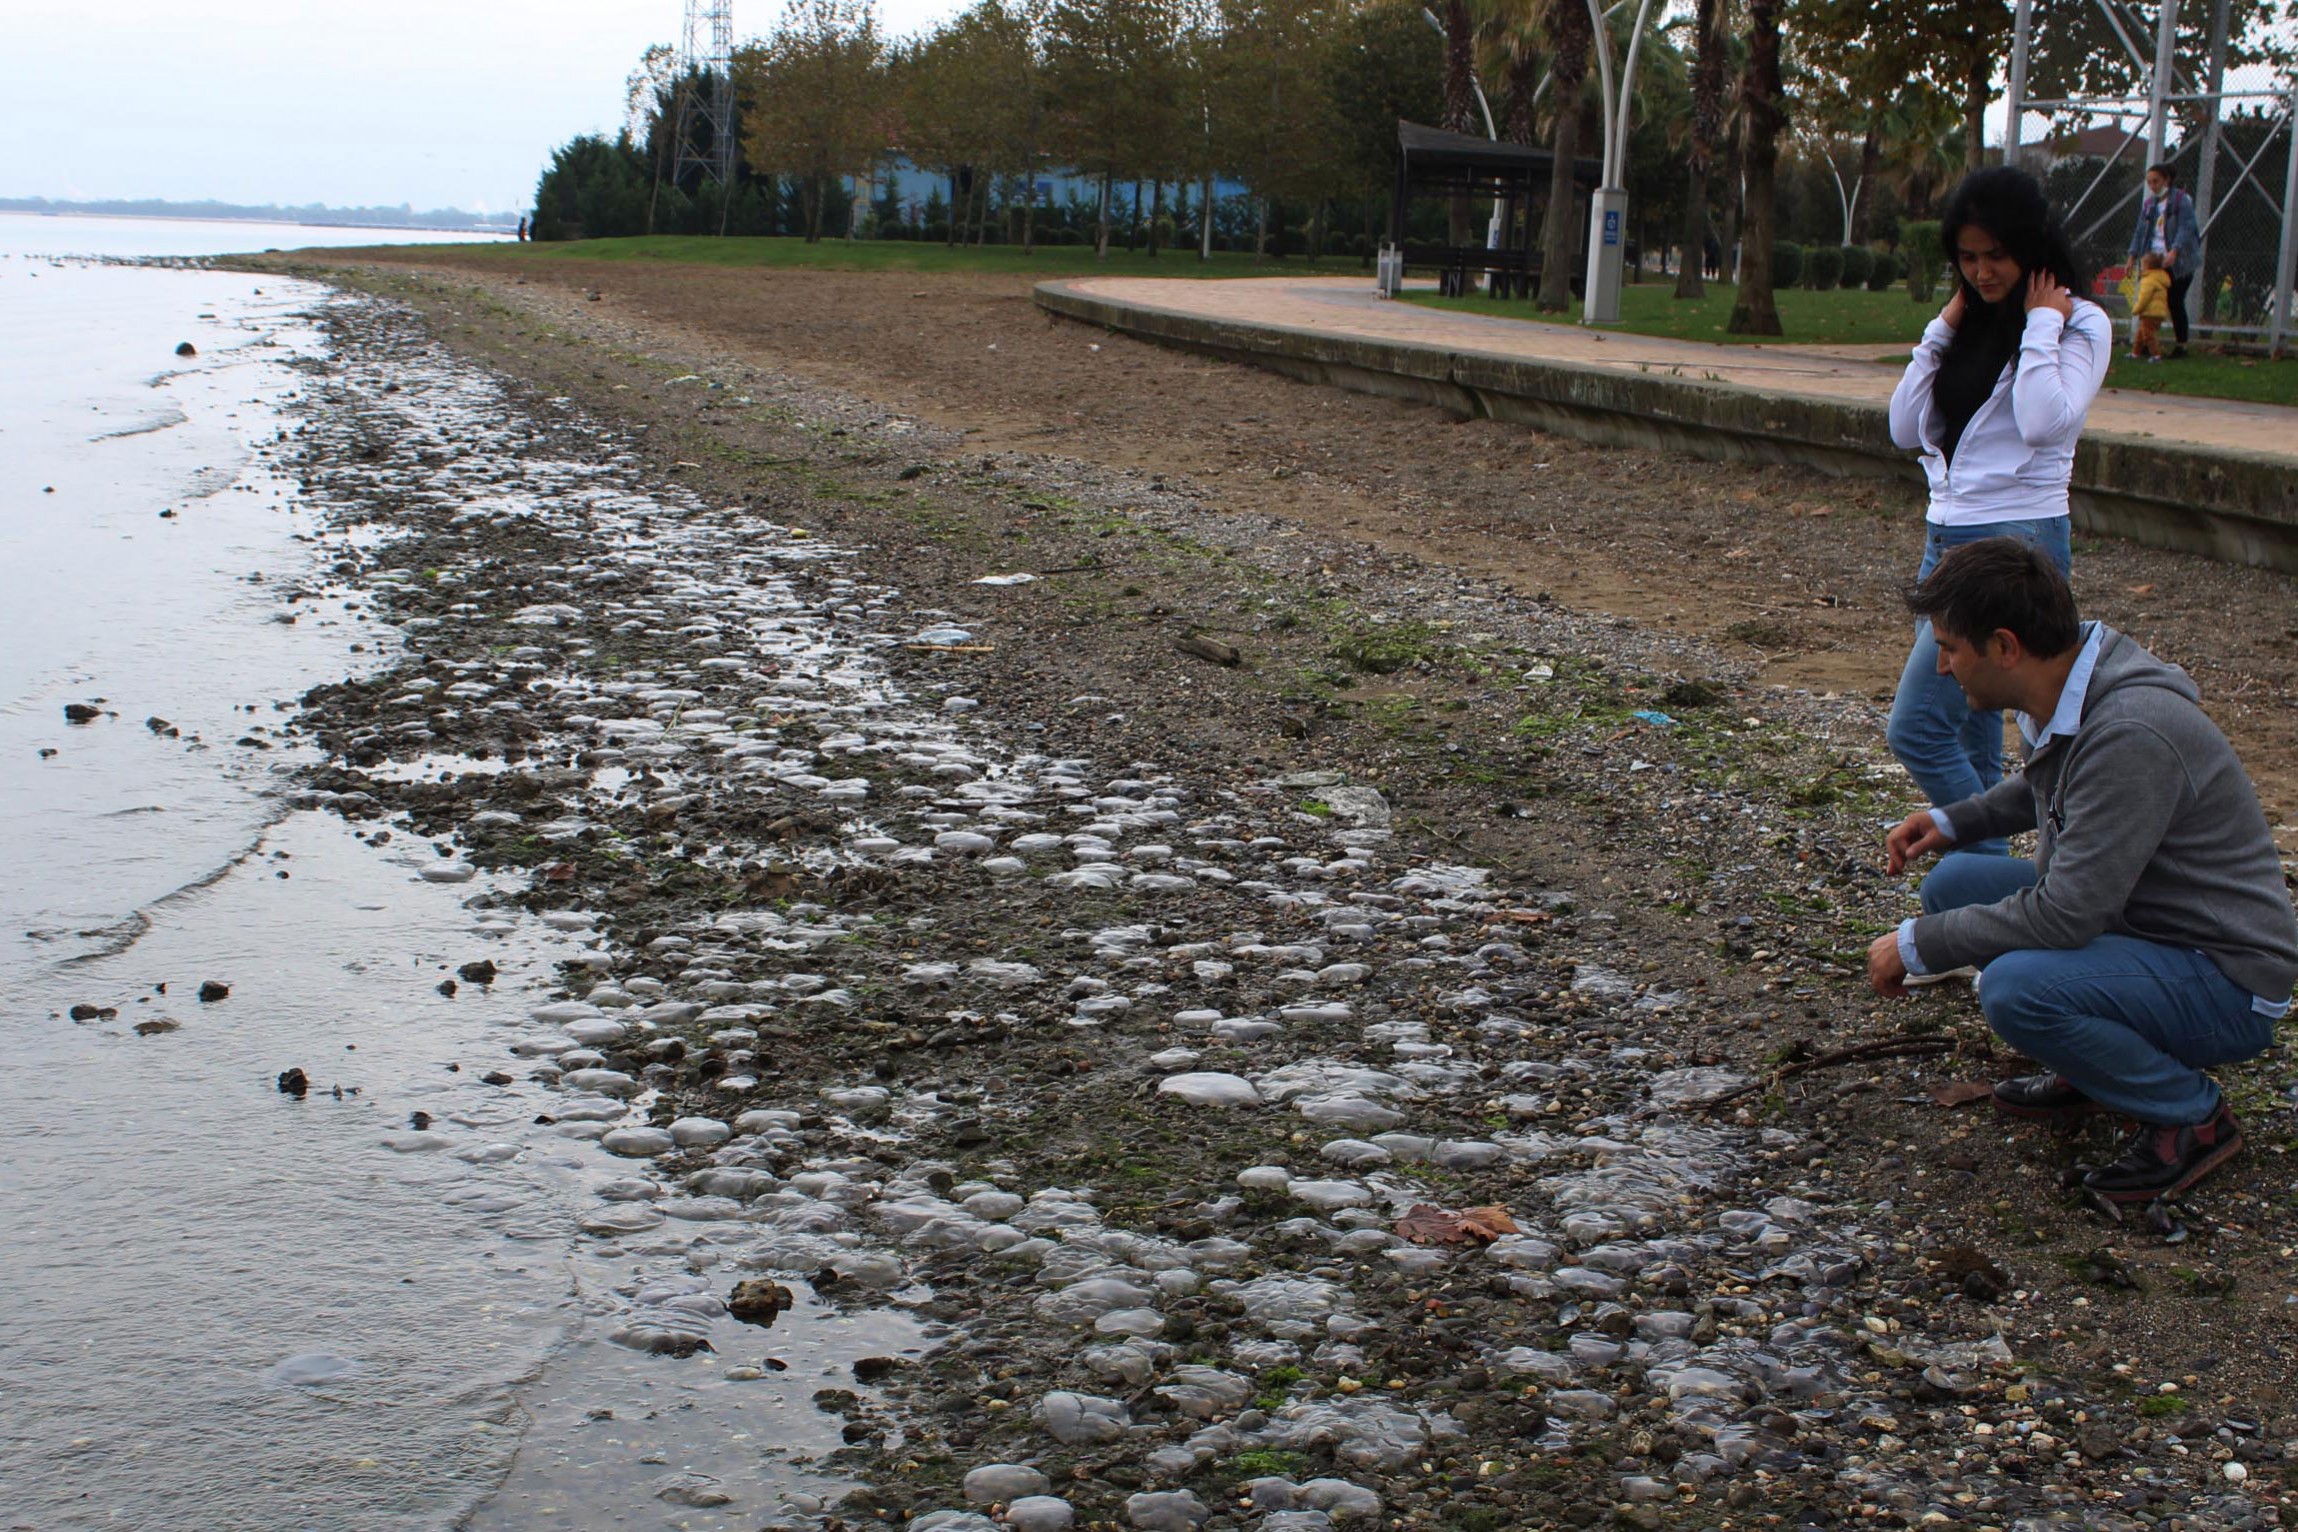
(2147, 162, 2179, 183)
(1904, 537, 2082, 657)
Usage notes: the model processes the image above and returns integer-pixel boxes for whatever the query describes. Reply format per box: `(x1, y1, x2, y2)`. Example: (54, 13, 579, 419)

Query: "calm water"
(0, 210, 513, 260)
(0, 217, 889, 1531)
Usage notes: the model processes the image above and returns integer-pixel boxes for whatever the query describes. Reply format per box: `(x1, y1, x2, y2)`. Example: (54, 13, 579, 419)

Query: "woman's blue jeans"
(1886, 516, 2072, 854)
(1923, 853, 2274, 1125)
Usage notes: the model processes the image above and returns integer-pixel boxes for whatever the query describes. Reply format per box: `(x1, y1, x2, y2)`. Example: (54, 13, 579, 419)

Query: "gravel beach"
(243, 256, 2298, 1531)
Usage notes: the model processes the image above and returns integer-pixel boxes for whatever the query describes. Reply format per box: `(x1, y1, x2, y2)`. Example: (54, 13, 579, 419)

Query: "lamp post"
(1580, 0, 1657, 323)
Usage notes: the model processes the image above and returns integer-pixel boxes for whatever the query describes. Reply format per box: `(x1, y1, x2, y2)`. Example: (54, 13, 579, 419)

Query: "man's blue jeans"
(1922, 853, 2275, 1125)
(1887, 516, 2072, 855)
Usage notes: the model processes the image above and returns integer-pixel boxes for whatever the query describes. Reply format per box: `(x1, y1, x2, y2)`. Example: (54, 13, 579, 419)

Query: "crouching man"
(1867, 537, 2296, 1202)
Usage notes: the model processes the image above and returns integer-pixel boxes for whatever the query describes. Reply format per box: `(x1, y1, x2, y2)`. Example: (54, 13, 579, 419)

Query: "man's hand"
(2024, 270, 2074, 317)
(1885, 810, 1953, 874)
(1868, 932, 1910, 998)
(1940, 287, 1967, 331)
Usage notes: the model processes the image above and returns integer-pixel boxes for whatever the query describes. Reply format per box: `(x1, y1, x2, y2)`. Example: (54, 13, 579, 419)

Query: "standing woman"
(2126, 163, 2201, 356)
(1886, 167, 2111, 853)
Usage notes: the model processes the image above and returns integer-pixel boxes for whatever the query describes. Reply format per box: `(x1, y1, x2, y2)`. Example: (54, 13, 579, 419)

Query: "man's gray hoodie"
(1914, 625, 2298, 1001)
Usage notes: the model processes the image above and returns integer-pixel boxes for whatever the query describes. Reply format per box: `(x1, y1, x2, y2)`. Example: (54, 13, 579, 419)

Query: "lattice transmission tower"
(673, 0, 738, 202)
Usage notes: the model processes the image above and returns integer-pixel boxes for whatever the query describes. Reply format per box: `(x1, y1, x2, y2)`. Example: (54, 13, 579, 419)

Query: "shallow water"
(0, 233, 926, 1529)
(0, 256, 361, 983)
(0, 815, 567, 1528)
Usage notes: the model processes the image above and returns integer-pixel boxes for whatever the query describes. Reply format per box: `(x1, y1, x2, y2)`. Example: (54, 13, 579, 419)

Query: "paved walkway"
(1064, 275, 2298, 463)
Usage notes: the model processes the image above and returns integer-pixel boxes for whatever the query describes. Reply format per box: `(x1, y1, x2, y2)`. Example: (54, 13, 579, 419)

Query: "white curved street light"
(1580, 0, 1659, 322)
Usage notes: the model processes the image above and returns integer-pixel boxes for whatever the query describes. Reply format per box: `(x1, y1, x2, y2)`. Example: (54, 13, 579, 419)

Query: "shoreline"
(240, 259, 2298, 1529)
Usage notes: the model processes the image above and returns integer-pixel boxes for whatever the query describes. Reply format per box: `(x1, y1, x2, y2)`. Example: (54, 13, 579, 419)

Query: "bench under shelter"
(1387, 121, 1602, 298)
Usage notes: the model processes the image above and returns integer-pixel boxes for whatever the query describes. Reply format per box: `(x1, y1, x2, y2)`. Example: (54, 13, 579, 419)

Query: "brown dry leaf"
(1457, 1206, 1521, 1241)
(540, 862, 579, 883)
(1396, 1203, 1520, 1246)
(1395, 1204, 1459, 1243)
(2126, 583, 2157, 597)
(1927, 1080, 1996, 1108)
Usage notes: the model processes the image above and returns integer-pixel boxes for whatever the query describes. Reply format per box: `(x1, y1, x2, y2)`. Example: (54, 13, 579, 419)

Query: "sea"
(0, 213, 883, 1531)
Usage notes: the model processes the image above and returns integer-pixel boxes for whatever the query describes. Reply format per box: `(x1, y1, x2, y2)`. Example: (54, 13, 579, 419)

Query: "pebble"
(961, 1464, 1050, 1503)
(1156, 1071, 1260, 1107)
(1124, 1490, 1210, 1531)
(599, 1126, 675, 1157)
(1003, 1496, 1075, 1532)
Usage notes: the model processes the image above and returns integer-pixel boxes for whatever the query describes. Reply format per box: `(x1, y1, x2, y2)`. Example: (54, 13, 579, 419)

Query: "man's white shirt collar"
(2017, 622, 2103, 750)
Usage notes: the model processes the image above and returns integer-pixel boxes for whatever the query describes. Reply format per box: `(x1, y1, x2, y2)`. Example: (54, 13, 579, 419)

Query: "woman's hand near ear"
(2024, 270, 2073, 317)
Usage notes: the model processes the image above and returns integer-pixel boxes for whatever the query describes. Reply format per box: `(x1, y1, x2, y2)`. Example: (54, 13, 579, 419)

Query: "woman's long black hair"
(1938, 167, 2091, 366)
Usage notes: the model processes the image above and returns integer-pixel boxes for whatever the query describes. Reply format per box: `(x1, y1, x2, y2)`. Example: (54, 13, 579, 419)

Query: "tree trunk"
(1023, 152, 1038, 252)
(1855, 121, 1880, 246)
(1726, 0, 1784, 335)
(1095, 171, 1112, 258)
(948, 171, 962, 247)
(1443, 0, 1478, 244)
(1149, 180, 1163, 257)
(1674, 0, 1721, 299)
(1128, 180, 1143, 251)
(1536, 103, 1584, 310)
(1535, 0, 1591, 312)
(1200, 171, 1215, 258)
(804, 173, 824, 243)
(1962, 48, 1988, 172)
(1674, 161, 1706, 298)
(1254, 196, 1269, 259)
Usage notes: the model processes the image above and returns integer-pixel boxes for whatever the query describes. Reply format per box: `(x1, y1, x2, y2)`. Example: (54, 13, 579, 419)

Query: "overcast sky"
(4, 0, 963, 213)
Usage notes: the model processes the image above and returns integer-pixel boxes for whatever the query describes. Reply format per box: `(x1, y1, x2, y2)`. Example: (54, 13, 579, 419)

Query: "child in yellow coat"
(2131, 252, 2172, 362)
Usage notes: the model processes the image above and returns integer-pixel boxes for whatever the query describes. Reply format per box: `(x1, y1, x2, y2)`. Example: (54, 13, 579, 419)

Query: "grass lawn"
(424, 233, 1367, 280)
(2097, 350, 2298, 407)
(1405, 282, 2297, 406)
(1403, 280, 1942, 346)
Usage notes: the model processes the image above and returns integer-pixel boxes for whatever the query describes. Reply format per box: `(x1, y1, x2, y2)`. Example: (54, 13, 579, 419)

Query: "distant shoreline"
(0, 205, 517, 236)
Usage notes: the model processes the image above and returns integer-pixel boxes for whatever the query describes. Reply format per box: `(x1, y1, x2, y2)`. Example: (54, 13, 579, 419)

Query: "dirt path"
(324, 250, 2298, 842)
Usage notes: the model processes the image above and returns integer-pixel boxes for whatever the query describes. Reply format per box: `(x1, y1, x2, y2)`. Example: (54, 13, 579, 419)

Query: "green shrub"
(1900, 219, 1944, 301)
(1838, 244, 1874, 288)
(1769, 240, 1804, 289)
(1866, 246, 1900, 290)
(1805, 244, 1845, 290)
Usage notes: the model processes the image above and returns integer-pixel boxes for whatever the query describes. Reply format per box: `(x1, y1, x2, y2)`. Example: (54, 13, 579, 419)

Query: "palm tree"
(1725, 0, 1784, 333)
(1478, 0, 1544, 261)
(1672, 0, 1726, 297)
(1442, 0, 1481, 242)
(1534, 0, 1592, 311)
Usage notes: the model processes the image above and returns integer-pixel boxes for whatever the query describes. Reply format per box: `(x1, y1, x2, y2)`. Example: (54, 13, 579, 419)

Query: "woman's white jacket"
(1887, 299, 2112, 526)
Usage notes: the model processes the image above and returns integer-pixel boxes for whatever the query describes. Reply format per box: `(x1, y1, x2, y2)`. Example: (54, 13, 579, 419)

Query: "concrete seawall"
(1035, 279, 2298, 573)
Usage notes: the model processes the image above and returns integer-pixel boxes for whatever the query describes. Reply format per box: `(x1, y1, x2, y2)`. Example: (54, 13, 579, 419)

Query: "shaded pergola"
(1387, 121, 1601, 296)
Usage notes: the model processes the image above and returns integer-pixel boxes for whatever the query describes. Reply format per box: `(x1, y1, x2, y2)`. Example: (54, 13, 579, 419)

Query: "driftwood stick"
(1692, 1036, 1956, 1112)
